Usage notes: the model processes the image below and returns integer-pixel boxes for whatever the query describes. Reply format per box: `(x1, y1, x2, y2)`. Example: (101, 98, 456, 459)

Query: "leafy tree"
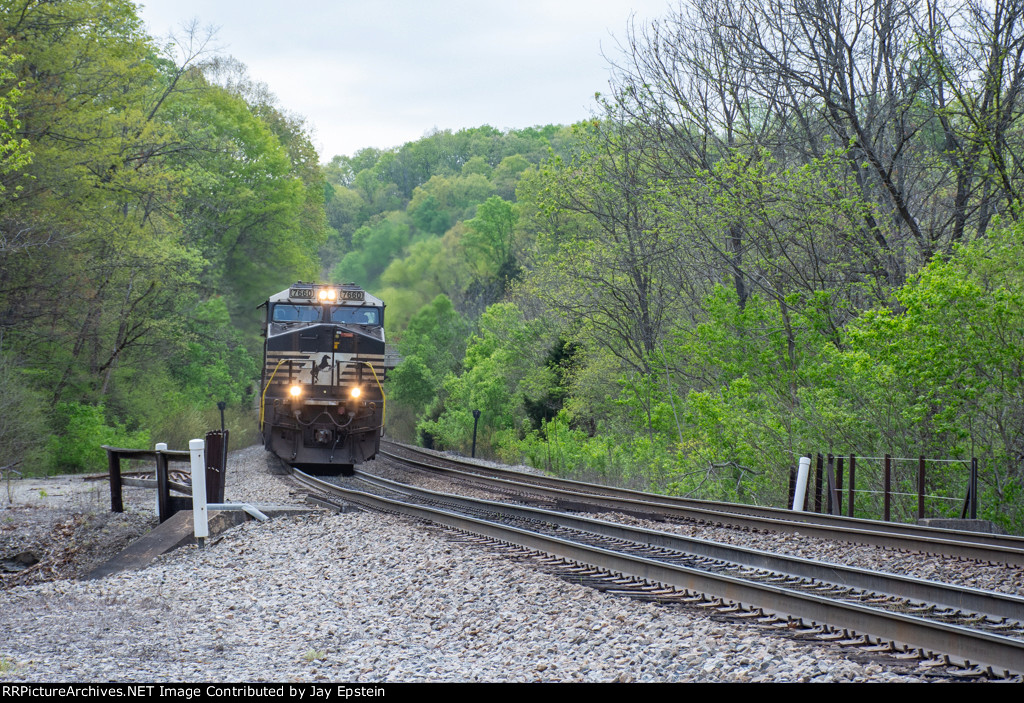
(0, 39, 30, 200)
(378, 238, 453, 320)
(386, 294, 469, 439)
(171, 296, 258, 406)
(461, 155, 492, 178)
(0, 0, 329, 472)
(846, 223, 1024, 529)
(0, 0, 208, 405)
(462, 195, 520, 300)
(321, 183, 364, 272)
(526, 118, 689, 373)
(0, 351, 44, 472)
(492, 154, 531, 200)
(407, 193, 451, 235)
(174, 82, 321, 316)
(417, 302, 556, 458)
(45, 401, 150, 474)
(330, 212, 411, 287)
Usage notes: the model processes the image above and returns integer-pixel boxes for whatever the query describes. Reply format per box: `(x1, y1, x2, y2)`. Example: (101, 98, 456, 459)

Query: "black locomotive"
(259, 282, 390, 474)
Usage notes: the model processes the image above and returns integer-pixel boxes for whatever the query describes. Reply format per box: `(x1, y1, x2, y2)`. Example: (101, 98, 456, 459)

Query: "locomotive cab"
(260, 283, 391, 475)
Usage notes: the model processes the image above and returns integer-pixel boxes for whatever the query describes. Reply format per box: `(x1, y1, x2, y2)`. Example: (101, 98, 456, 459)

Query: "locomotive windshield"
(330, 306, 380, 325)
(272, 304, 322, 322)
(271, 304, 381, 325)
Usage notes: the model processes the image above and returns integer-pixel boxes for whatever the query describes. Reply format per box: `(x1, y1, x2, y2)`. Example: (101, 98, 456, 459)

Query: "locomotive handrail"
(358, 360, 387, 429)
(259, 357, 291, 430)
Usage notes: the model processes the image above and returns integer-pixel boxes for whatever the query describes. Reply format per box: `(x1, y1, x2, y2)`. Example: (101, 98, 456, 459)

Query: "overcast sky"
(135, 1, 672, 161)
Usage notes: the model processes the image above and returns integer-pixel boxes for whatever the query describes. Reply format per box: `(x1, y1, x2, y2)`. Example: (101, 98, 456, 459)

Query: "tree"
(0, 0, 327, 462)
(527, 118, 692, 373)
(0, 0, 208, 405)
(417, 302, 555, 457)
(387, 294, 470, 440)
(330, 212, 411, 287)
(916, 0, 1024, 243)
(848, 222, 1024, 529)
(462, 195, 520, 297)
(0, 39, 30, 201)
(0, 350, 43, 472)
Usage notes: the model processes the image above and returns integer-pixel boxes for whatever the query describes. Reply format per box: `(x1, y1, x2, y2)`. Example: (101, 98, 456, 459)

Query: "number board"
(339, 289, 364, 301)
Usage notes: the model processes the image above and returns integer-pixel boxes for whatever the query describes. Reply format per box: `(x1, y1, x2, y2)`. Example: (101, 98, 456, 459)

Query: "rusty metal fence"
(789, 453, 979, 522)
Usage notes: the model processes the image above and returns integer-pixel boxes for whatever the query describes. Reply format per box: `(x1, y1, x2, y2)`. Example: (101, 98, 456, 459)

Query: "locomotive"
(259, 282, 391, 474)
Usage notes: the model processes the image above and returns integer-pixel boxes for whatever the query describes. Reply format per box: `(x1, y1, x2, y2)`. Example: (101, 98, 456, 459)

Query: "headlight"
(289, 384, 302, 398)
(350, 387, 361, 399)
(318, 288, 337, 301)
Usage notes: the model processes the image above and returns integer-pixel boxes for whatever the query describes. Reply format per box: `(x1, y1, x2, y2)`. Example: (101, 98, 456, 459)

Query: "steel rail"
(380, 447, 1024, 566)
(352, 468, 1024, 623)
(384, 443, 1024, 549)
(290, 467, 1024, 677)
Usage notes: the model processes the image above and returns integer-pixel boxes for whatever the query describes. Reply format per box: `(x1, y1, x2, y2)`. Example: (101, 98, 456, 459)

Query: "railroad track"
(380, 442, 1024, 567)
(287, 461, 1024, 679)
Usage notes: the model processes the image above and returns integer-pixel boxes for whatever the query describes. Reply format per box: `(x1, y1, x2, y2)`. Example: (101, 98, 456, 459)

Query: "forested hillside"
(360, 1, 1024, 533)
(3, 0, 1023, 533)
(0, 0, 326, 470)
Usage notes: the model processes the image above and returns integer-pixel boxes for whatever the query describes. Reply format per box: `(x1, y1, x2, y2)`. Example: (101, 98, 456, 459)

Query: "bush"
(45, 402, 150, 474)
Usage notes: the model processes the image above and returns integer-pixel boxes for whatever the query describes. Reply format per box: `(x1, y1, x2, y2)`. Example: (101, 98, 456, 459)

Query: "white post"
(154, 442, 167, 520)
(792, 456, 811, 511)
(189, 438, 209, 546)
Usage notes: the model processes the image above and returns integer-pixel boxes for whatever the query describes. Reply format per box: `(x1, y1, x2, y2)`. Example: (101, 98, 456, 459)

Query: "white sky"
(135, 1, 672, 161)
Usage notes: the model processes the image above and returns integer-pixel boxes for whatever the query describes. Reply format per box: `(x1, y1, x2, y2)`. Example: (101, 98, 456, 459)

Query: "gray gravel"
(0, 446, 940, 682)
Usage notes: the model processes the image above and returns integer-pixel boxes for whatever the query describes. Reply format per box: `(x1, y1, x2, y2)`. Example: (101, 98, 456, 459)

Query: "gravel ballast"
(0, 446, 943, 682)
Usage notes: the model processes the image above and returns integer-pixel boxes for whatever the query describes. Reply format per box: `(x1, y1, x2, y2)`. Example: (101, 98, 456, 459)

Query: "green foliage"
(515, 410, 676, 491)
(492, 155, 531, 200)
(398, 295, 470, 376)
(407, 193, 451, 235)
(173, 297, 259, 407)
(417, 302, 555, 456)
(176, 83, 323, 315)
(0, 0, 326, 465)
(330, 213, 411, 287)
(525, 117, 688, 372)
(461, 155, 492, 178)
(389, 355, 436, 411)
(378, 237, 451, 312)
(843, 224, 1024, 530)
(388, 294, 470, 416)
(0, 351, 45, 471)
(324, 125, 567, 338)
(45, 402, 149, 474)
(0, 38, 31, 196)
(463, 196, 520, 287)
